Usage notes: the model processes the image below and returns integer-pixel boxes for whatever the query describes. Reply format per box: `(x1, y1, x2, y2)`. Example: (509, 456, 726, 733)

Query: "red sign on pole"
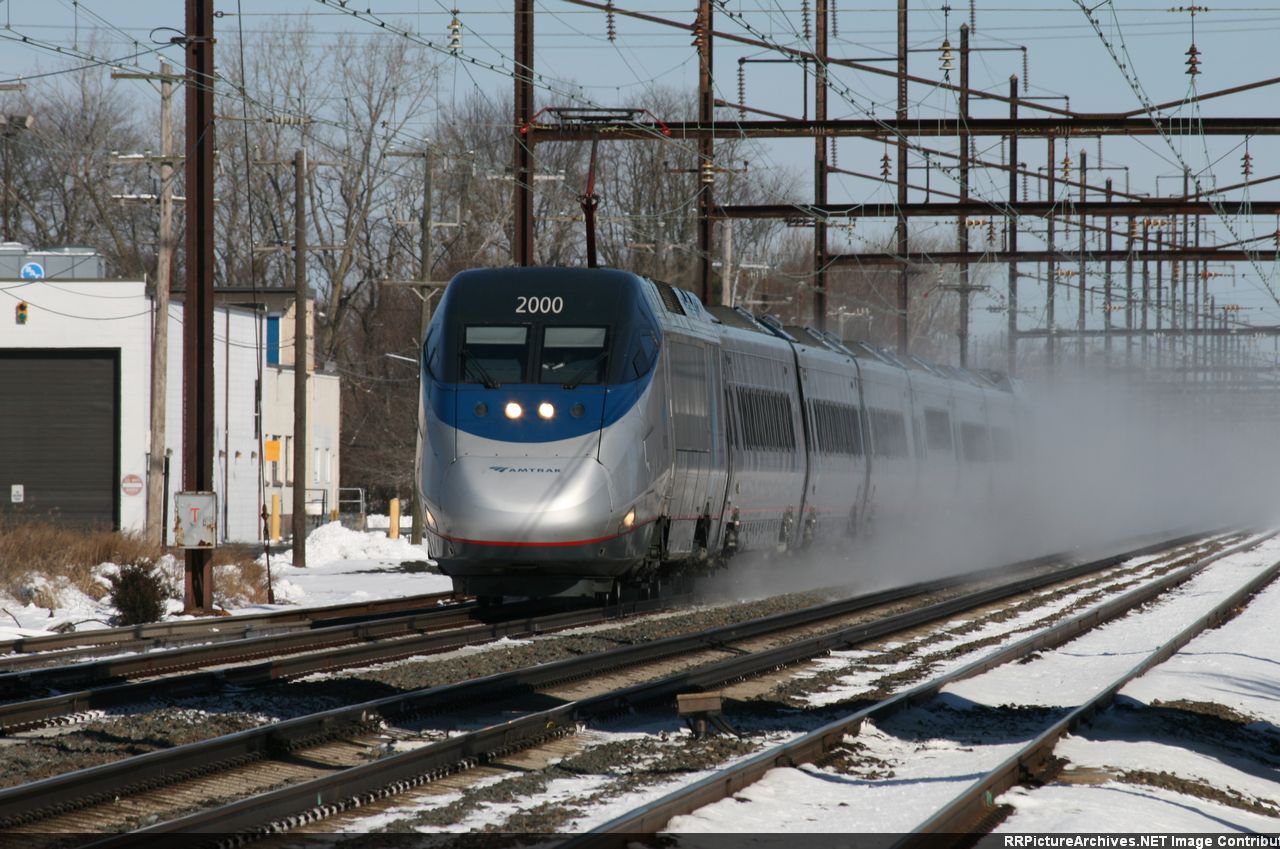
(121, 474, 143, 496)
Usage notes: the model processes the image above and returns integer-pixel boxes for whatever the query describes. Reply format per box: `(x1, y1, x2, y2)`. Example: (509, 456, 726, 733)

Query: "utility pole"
(1078, 149, 1087, 367)
(1006, 75, 1018, 375)
(812, 0, 828, 331)
(183, 0, 216, 613)
(957, 23, 970, 367)
(389, 147, 436, 546)
(0, 83, 31, 244)
(1046, 133, 1056, 374)
(1104, 179, 1113, 363)
(721, 219, 734, 307)
(114, 63, 180, 547)
(696, 0, 715, 304)
(252, 149, 340, 561)
(513, 0, 534, 265)
(895, 0, 909, 354)
(293, 149, 309, 568)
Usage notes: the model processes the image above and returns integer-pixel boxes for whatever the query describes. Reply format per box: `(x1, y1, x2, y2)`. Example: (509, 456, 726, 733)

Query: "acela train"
(417, 267, 1018, 601)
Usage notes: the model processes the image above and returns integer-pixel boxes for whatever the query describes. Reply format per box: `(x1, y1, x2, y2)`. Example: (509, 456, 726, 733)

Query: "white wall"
(1, 279, 153, 530)
(2, 279, 341, 542)
(261, 366, 342, 526)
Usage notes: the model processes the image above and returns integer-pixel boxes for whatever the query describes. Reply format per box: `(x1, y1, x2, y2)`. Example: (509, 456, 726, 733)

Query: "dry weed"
(0, 518, 165, 609)
(211, 546, 274, 607)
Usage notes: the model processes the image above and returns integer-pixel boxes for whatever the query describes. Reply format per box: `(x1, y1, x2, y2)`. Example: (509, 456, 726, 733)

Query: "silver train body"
(417, 267, 1018, 599)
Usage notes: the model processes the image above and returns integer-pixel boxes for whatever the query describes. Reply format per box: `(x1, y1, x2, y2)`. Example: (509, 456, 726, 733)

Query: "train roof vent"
(803, 326, 855, 356)
(977, 369, 1014, 391)
(902, 354, 947, 376)
(708, 304, 768, 333)
(652, 279, 687, 315)
(757, 314, 798, 342)
(842, 339, 888, 364)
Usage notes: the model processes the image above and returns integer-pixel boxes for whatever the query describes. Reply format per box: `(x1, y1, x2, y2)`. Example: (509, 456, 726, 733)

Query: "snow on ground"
(667, 534, 1280, 834)
(249, 521, 447, 610)
(996, 537, 1280, 832)
(0, 519, 444, 641)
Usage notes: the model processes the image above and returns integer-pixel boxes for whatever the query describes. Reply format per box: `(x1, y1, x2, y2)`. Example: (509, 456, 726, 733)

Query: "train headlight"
(537, 402, 555, 420)
(424, 508, 437, 531)
(622, 509, 635, 528)
(504, 401, 523, 420)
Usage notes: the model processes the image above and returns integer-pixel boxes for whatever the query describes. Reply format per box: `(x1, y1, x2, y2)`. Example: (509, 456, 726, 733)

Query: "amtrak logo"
(489, 465, 562, 473)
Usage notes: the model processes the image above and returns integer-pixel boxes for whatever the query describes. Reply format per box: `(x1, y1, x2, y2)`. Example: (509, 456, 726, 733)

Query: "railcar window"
(463, 326, 528, 385)
(423, 328, 442, 379)
(812, 400, 863, 456)
(869, 408, 909, 458)
(735, 388, 795, 451)
(990, 426, 1012, 462)
(630, 332, 659, 380)
(669, 342, 711, 451)
(924, 408, 953, 452)
(540, 326, 608, 385)
(960, 422, 991, 462)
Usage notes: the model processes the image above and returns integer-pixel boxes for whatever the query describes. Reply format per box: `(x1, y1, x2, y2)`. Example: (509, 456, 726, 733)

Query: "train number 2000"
(515, 295, 564, 314)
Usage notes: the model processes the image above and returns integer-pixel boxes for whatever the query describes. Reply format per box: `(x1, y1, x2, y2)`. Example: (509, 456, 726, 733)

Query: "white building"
(0, 261, 340, 543)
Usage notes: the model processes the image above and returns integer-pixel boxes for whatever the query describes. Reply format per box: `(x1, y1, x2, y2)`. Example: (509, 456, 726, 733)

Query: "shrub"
(108, 560, 169, 625)
(0, 517, 163, 604)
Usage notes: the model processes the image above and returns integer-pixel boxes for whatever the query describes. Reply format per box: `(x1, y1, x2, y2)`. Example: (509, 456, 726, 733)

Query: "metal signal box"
(174, 491, 218, 548)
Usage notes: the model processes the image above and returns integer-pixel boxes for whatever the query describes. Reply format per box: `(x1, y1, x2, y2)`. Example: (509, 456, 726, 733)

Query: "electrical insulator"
(830, 138, 838, 169)
(700, 160, 715, 185)
(691, 17, 706, 50)
(1185, 43, 1201, 76)
(1022, 48, 1029, 92)
(1242, 150, 1253, 177)
(987, 219, 997, 243)
(1061, 153, 1072, 180)
(737, 60, 746, 118)
(14, 301, 28, 324)
(448, 10, 462, 53)
(802, 0, 811, 41)
(880, 150, 892, 180)
(605, 1, 616, 42)
(939, 38, 955, 74)
(831, 0, 839, 38)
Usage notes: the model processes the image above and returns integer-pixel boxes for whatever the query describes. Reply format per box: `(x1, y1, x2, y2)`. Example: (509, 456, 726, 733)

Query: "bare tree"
(5, 61, 151, 278)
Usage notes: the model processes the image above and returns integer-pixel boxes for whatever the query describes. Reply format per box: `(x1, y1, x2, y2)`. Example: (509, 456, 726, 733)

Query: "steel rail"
(0, 589, 459, 660)
(902, 548, 1280, 843)
(0, 595, 671, 733)
(0, 600, 483, 693)
(17, 532, 1222, 838)
(567, 531, 1275, 845)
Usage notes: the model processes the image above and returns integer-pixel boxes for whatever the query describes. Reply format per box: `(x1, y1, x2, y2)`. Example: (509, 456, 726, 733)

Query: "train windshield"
(462, 326, 528, 386)
(540, 326, 608, 386)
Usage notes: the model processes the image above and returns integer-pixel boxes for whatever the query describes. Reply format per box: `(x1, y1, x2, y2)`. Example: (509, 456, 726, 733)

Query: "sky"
(3, 2, 1280, 361)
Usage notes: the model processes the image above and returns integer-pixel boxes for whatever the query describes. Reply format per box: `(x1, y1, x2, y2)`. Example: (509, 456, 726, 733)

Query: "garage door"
(0, 350, 119, 528)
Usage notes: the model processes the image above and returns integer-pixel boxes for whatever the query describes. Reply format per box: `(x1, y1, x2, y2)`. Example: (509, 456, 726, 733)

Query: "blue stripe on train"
(426, 370, 653, 443)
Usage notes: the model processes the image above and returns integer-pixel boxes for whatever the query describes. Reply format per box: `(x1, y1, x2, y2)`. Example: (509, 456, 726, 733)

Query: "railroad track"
(0, 529, 1236, 840)
(569, 530, 1280, 843)
(0, 593, 678, 733)
(0, 589, 461, 668)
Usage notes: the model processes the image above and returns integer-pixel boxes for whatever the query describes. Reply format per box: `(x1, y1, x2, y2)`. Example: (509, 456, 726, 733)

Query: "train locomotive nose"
(432, 456, 648, 598)
(438, 455, 614, 543)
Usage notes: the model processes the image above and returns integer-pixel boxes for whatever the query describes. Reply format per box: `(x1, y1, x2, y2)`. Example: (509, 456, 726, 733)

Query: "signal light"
(504, 401, 523, 420)
(14, 301, 27, 324)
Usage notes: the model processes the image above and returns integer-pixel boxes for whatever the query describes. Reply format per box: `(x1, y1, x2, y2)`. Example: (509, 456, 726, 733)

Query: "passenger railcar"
(416, 266, 1017, 600)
